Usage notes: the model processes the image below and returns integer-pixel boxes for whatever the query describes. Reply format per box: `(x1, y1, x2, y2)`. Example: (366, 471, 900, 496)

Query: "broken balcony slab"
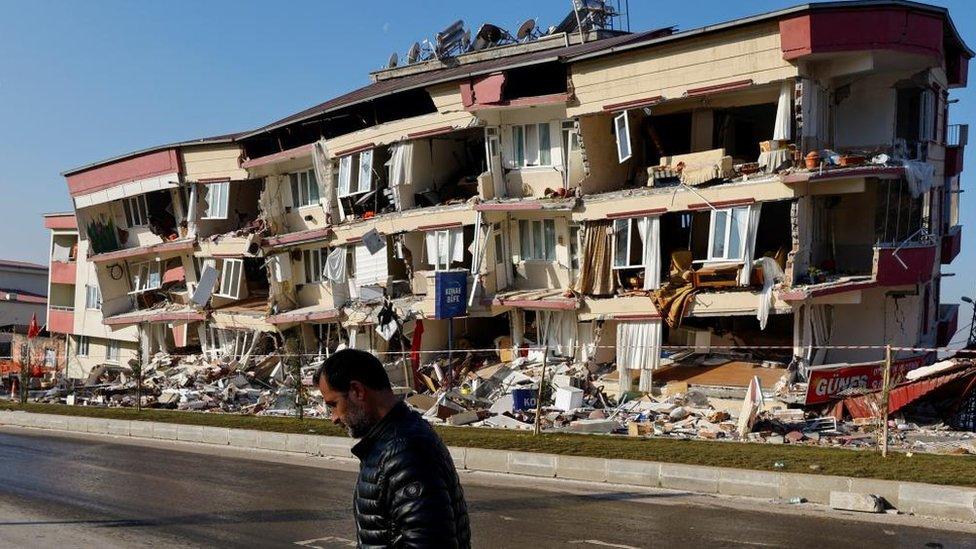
(89, 238, 195, 264)
(266, 304, 341, 326)
(102, 305, 206, 327)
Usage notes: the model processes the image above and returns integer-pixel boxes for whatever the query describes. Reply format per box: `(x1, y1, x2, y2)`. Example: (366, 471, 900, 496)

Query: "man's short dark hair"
(314, 348, 392, 392)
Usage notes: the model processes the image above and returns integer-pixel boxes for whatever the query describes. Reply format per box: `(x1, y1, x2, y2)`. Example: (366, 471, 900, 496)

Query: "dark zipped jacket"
(350, 401, 471, 548)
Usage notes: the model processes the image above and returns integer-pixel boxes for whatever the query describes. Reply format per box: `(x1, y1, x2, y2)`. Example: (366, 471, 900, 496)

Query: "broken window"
(77, 335, 90, 357)
(303, 248, 326, 283)
(519, 219, 555, 261)
(707, 207, 749, 261)
(513, 123, 552, 167)
(614, 112, 632, 163)
(85, 284, 101, 310)
(129, 261, 162, 294)
(290, 169, 320, 208)
(215, 258, 243, 299)
(202, 181, 229, 219)
(123, 195, 149, 227)
(338, 151, 375, 197)
(106, 340, 120, 363)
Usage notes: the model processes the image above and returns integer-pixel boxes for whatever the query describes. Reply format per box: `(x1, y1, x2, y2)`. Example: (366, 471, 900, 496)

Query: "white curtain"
(52, 241, 72, 262)
(424, 228, 464, 268)
(387, 142, 413, 209)
(354, 243, 387, 286)
(755, 256, 784, 330)
(616, 320, 662, 394)
(636, 216, 661, 290)
(539, 311, 577, 359)
(773, 80, 792, 141)
(312, 140, 334, 216)
(738, 203, 763, 286)
(325, 248, 347, 283)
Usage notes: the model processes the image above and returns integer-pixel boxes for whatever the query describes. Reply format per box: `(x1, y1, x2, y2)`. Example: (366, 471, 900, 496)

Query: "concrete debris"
(829, 491, 885, 513)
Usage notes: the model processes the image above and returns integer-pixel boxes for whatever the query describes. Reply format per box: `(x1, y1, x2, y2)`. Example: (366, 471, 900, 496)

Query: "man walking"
(315, 349, 470, 548)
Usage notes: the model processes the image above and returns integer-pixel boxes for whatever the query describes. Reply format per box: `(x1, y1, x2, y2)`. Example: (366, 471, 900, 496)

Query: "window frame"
(512, 123, 554, 168)
(303, 248, 326, 284)
(290, 169, 320, 209)
(129, 261, 162, 294)
(614, 111, 632, 163)
(201, 181, 230, 220)
(337, 151, 375, 199)
(706, 206, 749, 262)
(612, 218, 644, 269)
(518, 219, 556, 261)
(214, 258, 243, 299)
(85, 284, 102, 310)
(77, 335, 89, 357)
(105, 340, 120, 364)
(123, 195, 149, 227)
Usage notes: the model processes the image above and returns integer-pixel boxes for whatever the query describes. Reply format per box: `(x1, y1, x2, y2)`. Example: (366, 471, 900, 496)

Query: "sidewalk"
(3, 409, 975, 524)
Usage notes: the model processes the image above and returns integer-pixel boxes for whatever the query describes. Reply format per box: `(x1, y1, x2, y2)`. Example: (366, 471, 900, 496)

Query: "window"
(707, 207, 749, 261)
(130, 261, 161, 293)
(44, 349, 55, 367)
(518, 219, 556, 260)
(303, 248, 325, 283)
(85, 284, 102, 310)
(215, 258, 243, 299)
(613, 218, 645, 269)
(202, 181, 229, 219)
(614, 112, 632, 163)
(570, 223, 581, 273)
(290, 169, 320, 208)
(561, 121, 579, 164)
(105, 340, 120, 363)
(77, 335, 89, 357)
(493, 223, 505, 263)
(512, 123, 553, 167)
(337, 150, 374, 198)
(123, 195, 149, 227)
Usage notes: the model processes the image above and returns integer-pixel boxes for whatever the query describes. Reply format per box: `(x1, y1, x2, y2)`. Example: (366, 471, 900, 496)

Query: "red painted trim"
(67, 148, 180, 198)
(474, 201, 543, 211)
(241, 143, 313, 169)
(614, 313, 662, 321)
(345, 236, 363, 243)
(43, 214, 77, 230)
(606, 208, 667, 220)
(89, 239, 195, 264)
(466, 92, 571, 111)
(103, 309, 206, 326)
(779, 10, 945, 62)
(47, 308, 74, 334)
(687, 198, 755, 211)
(334, 142, 376, 157)
(602, 95, 665, 112)
(685, 80, 753, 97)
(267, 308, 340, 325)
(263, 227, 332, 249)
(407, 126, 456, 139)
(49, 261, 76, 285)
(197, 177, 232, 183)
(417, 222, 462, 231)
(492, 297, 578, 311)
(777, 280, 878, 302)
(3, 292, 47, 305)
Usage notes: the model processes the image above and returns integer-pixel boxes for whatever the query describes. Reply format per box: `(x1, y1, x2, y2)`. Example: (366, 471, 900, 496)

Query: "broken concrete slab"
(829, 491, 884, 513)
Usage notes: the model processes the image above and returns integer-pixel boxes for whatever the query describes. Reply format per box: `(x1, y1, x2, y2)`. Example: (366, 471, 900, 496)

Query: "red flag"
(27, 313, 40, 339)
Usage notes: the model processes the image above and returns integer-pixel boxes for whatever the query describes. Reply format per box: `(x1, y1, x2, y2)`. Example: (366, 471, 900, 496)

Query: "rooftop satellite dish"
(516, 19, 537, 41)
(406, 42, 421, 63)
(462, 29, 472, 51)
(435, 19, 466, 57)
(472, 23, 512, 51)
(386, 52, 398, 68)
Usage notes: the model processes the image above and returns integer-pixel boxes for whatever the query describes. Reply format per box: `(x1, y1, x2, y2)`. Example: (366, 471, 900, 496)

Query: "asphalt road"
(0, 429, 973, 548)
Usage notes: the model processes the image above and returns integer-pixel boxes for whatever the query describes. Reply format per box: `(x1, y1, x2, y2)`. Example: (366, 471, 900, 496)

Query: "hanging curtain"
(636, 216, 661, 290)
(616, 320, 662, 394)
(755, 256, 784, 330)
(325, 248, 347, 283)
(312, 140, 336, 220)
(773, 80, 793, 141)
(387, 142, 413, 209)
(539, 311, 577, 358)
(738, 203, 763, 286)
(574, 219, 615, 296)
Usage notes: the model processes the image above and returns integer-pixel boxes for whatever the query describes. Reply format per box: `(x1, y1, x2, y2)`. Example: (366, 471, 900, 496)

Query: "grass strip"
(2, 402, 974, 488)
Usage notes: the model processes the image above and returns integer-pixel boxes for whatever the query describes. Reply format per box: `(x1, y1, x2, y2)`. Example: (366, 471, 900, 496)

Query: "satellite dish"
(462, 29, 472, 51)
(406, 42, 421, 63)
(435, 19, 466, 57)
(386, 52, 398, 68)
(516, 19, 536, 41)
(472, 23, 511, 50)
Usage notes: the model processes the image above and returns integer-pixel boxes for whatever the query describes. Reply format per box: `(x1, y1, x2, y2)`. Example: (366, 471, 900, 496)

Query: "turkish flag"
(27, 313, 40, 339)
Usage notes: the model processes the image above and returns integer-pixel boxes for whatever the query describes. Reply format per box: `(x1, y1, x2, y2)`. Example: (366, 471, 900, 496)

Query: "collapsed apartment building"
(42, 1, 976, 438)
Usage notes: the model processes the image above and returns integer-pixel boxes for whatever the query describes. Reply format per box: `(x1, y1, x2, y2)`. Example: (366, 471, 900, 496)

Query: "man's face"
(318, 377, 374, 438)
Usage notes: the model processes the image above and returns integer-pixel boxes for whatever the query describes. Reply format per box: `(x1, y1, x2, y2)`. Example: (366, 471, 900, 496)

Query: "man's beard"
(342, 399, 375, 438)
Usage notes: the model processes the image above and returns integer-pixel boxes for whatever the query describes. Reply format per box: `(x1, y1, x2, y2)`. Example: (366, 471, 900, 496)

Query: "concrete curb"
(3, 410, 974, 523)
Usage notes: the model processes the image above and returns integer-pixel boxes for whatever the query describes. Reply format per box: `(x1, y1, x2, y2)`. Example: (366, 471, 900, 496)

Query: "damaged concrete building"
(45, 1, 972, 426)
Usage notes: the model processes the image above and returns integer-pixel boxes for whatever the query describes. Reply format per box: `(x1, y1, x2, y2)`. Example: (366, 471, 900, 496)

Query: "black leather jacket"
(350, 401, 471, 548)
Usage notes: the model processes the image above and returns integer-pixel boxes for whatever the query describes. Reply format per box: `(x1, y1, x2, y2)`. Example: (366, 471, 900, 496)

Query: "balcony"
(946, 124, 968, 178)
(49, 260, 76, 285)
(942, 225, 963, 265)
(47, 306, 74, 334)
(873, 243, 937, 286)
(937, 304, 960, 348)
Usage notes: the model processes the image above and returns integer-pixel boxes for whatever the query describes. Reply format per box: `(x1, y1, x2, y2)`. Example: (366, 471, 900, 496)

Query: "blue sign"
(434, 271, 468, 319)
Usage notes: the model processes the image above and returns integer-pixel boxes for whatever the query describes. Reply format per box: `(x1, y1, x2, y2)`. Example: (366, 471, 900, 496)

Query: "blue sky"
(1, 0, 974, 318)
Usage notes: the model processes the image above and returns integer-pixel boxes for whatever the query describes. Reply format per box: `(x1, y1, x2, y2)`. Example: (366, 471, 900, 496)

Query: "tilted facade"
(49, 1, 971, 403)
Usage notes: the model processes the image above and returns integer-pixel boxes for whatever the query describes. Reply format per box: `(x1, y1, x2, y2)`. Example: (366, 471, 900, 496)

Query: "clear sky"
(1, 0, 974, 329)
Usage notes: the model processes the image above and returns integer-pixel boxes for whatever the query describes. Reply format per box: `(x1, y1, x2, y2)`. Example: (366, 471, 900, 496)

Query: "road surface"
(0, 428, 973, 548)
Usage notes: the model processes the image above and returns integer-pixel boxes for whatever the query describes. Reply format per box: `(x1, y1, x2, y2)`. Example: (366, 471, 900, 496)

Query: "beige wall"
(66, 335, 139, 380)
(181, 144, 247, 181)
(569, 23, 797, 117)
